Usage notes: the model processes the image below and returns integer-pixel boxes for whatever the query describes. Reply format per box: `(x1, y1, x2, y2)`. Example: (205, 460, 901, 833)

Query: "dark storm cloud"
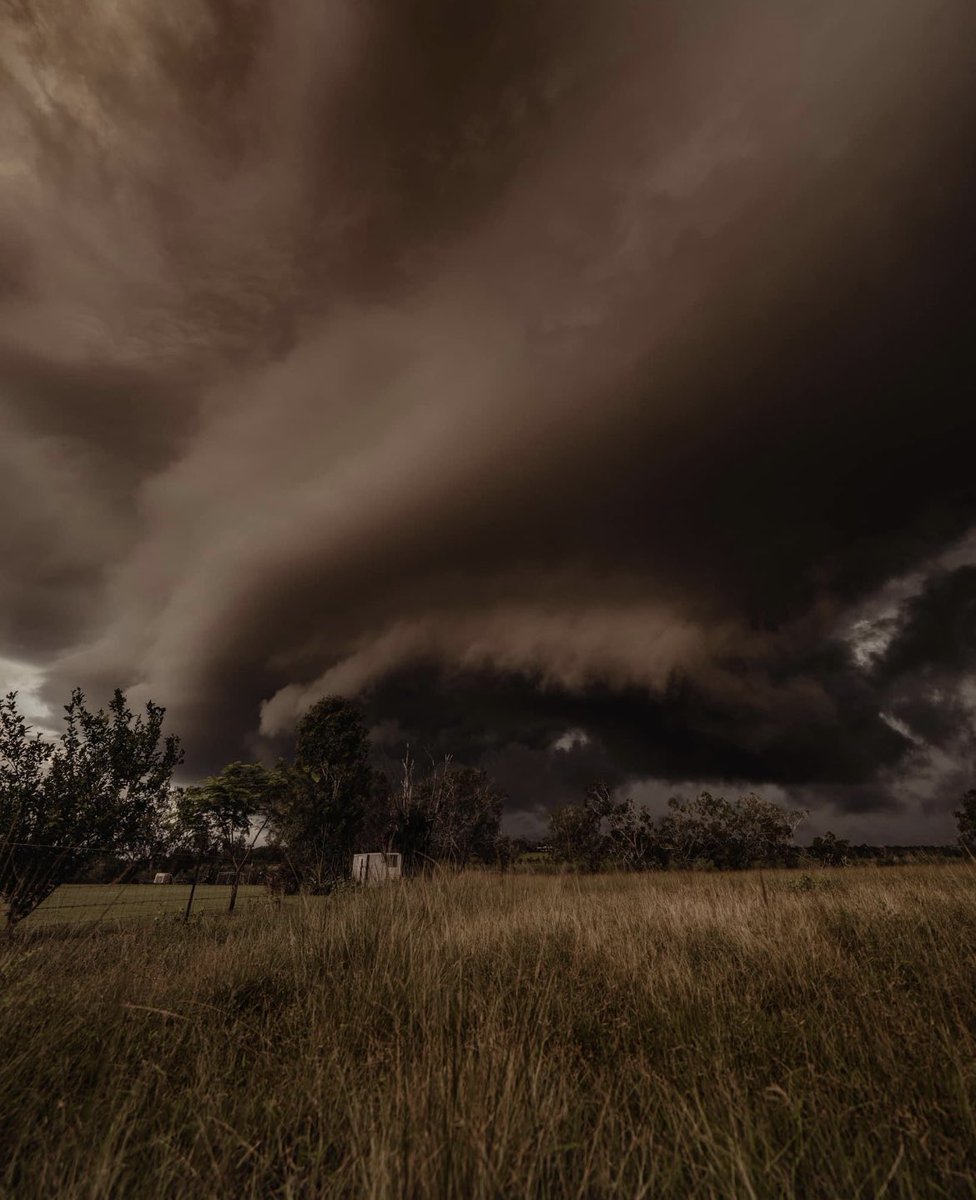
(879, 567, 976, 683)
(1, 0, 975, 837)
(874, 566, 976, 754)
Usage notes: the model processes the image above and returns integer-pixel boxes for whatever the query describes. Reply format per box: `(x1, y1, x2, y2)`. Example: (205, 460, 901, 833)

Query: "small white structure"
(153, 872, 174, 885)
(351, 852, 402, 885)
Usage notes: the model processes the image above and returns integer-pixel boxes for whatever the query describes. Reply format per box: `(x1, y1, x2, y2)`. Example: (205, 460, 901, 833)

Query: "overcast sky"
(2, 0, 974, 841)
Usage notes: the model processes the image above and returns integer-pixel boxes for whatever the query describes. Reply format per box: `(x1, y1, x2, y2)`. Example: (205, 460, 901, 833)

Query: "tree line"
(3, 685, 975, 929)
(175, 696, 506, 910)
(547, 784, 807, 872)
(0, 690, 505, 928)
(547, 789, 976, 872)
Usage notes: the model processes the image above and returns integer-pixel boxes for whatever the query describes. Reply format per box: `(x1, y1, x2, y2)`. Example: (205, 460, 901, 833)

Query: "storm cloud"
(2, 0, 974, 839)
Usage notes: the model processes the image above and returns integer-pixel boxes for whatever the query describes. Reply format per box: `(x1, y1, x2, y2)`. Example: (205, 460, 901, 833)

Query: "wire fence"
(1, 841, 291, 929)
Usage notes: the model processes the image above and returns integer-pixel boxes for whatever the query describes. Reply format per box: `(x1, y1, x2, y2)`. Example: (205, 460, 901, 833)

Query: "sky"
(1, 0, 974, 842)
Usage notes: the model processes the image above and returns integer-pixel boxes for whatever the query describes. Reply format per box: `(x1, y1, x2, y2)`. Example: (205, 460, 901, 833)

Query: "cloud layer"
(2, 0, 975, 838)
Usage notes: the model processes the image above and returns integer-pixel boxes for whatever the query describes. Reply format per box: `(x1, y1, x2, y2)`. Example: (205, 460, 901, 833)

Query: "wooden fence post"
(183, 850, 203, 924)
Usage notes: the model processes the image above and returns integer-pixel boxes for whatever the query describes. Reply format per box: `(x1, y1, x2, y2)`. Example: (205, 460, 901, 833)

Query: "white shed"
(351, 852, 402, 885)
(153, 872, 173, 884)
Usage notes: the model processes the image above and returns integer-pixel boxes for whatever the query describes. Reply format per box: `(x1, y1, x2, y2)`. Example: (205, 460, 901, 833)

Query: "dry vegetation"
(2, 866, 975, 1198)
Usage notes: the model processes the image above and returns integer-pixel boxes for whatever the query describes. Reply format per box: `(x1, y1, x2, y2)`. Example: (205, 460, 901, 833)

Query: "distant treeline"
(537, 787, 966, 873)
(524, 839, 965, 868)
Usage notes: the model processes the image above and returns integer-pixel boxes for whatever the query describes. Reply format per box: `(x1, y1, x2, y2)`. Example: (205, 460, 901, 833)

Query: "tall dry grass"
(1, 866, 975, 1198)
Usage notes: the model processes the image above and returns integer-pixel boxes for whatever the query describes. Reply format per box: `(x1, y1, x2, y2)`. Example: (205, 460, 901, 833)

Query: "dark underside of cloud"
(1, 0, 974, 838)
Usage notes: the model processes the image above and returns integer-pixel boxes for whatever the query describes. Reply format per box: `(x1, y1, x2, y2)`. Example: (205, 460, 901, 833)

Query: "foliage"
(659, 790, 805, 869)
(809, 830, 851, 867)
(269, 697, 506, 883)
(294, 696, 373, 794)
(176, 762, 282, 910)
(549, 783, 667, 872)
(601, 792, 669, 871)
(549, 783, 620, 871)
(956, 789, 976, 854)
(176, 763, 279, 853)
(549, 784, 802, 872)
(0, 689, 182, 927)
(391, 755, 504, 873)
(270, 697, 379, 890)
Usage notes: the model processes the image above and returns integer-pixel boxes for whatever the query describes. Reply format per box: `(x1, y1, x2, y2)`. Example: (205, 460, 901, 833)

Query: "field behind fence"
(1, 839, 289, 929)
(26, 882, 270, 926)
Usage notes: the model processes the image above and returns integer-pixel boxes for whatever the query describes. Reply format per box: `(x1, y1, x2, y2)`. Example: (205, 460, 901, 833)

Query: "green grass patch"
(26, 884, 269, 927)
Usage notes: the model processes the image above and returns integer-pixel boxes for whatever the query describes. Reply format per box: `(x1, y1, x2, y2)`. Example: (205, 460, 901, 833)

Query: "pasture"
(2, 866, 975, 1198)
(26, 883, 269, 927)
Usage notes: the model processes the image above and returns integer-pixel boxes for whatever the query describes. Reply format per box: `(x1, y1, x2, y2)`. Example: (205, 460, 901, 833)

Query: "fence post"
(183, 851, 203, 924)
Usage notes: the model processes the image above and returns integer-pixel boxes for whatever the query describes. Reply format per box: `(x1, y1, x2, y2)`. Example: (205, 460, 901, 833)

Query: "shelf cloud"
(2, 0, 974, 838)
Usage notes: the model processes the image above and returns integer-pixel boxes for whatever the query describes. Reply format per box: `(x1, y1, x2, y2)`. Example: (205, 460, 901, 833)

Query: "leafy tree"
(549, 803, 603, 871)
(549, 783, 621, 871)
(268, 695, 505, 884)
(956, 789, 976, 855)
(391, 757, 504, 873)
(270, 697, 377, 890)
(809, 830, 850, 867)
(603, 795, 669, 871)
(659, 791, 804, 869)
(549, 783, 667, 872)
(176, 762, 280, 911)
(0, 689, 182, 928)
(550, 786, 806, 873)
(295, 696, 373, 792)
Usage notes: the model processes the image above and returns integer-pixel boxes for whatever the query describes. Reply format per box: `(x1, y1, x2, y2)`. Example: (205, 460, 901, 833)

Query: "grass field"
(2, 866, 975, 1198)
(27, 883, 270, 927)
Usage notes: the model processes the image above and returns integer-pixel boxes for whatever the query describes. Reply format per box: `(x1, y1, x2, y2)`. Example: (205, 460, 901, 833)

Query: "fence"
(0, 841, 289, 930)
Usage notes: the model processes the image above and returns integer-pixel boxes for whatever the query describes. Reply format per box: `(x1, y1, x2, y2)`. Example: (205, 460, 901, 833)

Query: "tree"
(176, 762, 280, 912)
(388, 753, 504, 874)
(659, 791, 804, 869)
(548, 786, 804, 873)
(270, 697, 377, 890)
(0, 689, 182, 928)
(295, 696, 373, 792)
(269, 696, 506, 884)
(603, 795, 669, 871)
(549, 783, 621, 871)
(956, 789, 976, 855)
(549, 803, 602, 871)
(549, 783, 667, 872)
(809, 830, 850, 867)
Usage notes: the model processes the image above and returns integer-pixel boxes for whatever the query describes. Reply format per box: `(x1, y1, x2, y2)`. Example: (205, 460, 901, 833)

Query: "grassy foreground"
(2, 868, 975, 1199)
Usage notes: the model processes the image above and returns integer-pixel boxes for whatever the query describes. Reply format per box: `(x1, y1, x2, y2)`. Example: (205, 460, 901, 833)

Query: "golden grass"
(2, 866, 975, 1198)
